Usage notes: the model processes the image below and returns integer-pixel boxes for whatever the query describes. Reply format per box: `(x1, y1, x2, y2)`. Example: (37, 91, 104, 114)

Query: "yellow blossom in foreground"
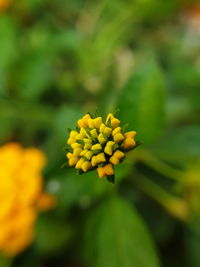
(0, 0, 10, 11)
(65, 112, 139, 182)
(0, 143, 55, 257)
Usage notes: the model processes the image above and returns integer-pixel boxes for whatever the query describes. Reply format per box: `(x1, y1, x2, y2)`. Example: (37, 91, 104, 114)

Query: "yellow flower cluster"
(0, 143, 55, 257)
(66, 113, 137, 182)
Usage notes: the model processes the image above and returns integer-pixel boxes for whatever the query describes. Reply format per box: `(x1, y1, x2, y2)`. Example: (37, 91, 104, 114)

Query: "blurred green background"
(0, 0, 200, 266)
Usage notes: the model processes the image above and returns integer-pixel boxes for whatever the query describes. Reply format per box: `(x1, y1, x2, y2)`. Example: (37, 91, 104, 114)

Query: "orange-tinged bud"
(123, 138, 136, 149)
(104, 164, 114, 176)
(111, 118, 120, 128)
(37, 193, 56, 211)
(97, 167, 106, 178)
(124, 131, 137, 139)
(113, 133, 124, 143)
(113, 150, 125, 159)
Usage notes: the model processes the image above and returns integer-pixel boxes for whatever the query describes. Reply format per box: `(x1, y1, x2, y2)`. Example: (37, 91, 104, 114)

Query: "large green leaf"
(85, 196, 160, 267)
(152, 125, 200, 164)
(117, 58, 166, 144)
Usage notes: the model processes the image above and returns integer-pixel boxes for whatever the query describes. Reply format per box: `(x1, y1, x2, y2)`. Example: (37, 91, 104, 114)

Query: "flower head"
(65, 112, 139, 183)
(0, 143, 55, 257)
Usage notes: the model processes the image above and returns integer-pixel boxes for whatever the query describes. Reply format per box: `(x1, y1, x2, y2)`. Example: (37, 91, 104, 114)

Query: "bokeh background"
(0, 0, 200, 266)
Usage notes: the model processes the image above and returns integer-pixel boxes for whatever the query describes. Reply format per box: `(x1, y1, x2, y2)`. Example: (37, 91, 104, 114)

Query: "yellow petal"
(104, 141, 115, 155)
(69, 156, 79, 166)
(113, 150, 125, 159)
(103, 127, 112, 137)
(67, 137, 76, 145)
(109, 156, 119, 165)
(112, 127, 121, 136)
(91, 144, 102, 151)
(81, 161, 92, 172)
(111, 118, 120, 128)
(66, 152, 73, 159)
(99, 123, 106, 133)
(70, 131, 78, 138)
(75, 158, 85, 169)
(104, 164, 114, 176)
(124, 131, 137, 139)
(85, 151, 93, 160)
(73, 148, 82, 156)
(113, 133, 124, 143)
(93, 117, 102, 128)
(95, 152, 106, 164)
(90, 129, 98, 138)
(123, 138, 136, 149)
(97, 167, 106, 178)
(71, 142, 82, 149)
(88, 118, 94, 128)
(105, 113, 114, 124)
(97, 133, 107, 144)
(91, 156, 97, 167)
(80, 150, 88, 156)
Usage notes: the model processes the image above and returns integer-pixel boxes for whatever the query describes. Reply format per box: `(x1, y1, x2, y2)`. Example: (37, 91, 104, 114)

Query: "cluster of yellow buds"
(0, 143, 55, 257)
(65, 112, 138, 183)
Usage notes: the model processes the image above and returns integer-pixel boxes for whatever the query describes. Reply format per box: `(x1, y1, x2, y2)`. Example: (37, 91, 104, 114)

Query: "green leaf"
(84, 196, 160, 267)
(35, 215, 74, 255)
(117, 58, 166, 144)
(106, 175, 115, 183)
(0, 255, 12, 267)
(152, 125, 200, 164)
(53, 169, 107, 209)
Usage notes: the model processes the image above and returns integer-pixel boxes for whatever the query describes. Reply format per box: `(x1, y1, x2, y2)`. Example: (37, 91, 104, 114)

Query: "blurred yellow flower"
(0, 0, 10, 12)
(0, 143, 55, 257)
(65, 112, 139, 182)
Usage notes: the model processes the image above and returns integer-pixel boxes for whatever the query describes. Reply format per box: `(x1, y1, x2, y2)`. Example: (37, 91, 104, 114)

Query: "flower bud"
(104, 141, 115, 155)
(113, 133, 124, 143)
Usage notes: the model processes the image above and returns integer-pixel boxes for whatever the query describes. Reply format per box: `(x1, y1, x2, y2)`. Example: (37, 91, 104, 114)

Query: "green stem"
(137, 150, 183, 181)
(132, 172, 175, 206)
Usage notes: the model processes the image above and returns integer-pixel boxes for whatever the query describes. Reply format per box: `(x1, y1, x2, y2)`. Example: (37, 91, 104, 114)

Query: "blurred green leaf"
(54, 169, 107, 210)
(152, 125, 200, 164)
(35, 215, 73, 255)
(118, 58, 166, 144)
(85, 196, 160, 267)
(0, 255, 12, 267)
(0, 16, 17, 95)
